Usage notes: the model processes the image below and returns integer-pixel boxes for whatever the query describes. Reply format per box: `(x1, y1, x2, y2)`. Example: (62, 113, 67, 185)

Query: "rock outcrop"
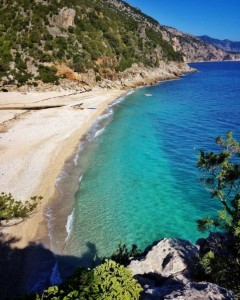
(129, 239, 198, 278)
(129, 238, 234, 300)
(53, 7, 76, 29)
(4, 62, 194, 93)
(95, 62, 195, 91)
(48, 7, 76, 36)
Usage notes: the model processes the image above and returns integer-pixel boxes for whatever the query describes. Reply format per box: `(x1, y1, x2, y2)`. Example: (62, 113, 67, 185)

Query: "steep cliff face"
(161, 26, 240, 62)
(198, 35, 240, 53)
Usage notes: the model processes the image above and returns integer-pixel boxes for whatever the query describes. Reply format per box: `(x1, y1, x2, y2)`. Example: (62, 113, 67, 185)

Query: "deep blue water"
(64, 62, 240, 262)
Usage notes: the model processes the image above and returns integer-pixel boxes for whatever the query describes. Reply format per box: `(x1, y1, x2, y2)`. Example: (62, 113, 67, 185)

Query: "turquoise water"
(64, 62, 240, 263)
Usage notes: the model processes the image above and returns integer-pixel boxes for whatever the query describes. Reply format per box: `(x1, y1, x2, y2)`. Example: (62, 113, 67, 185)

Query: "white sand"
(0, 89, 126, 247)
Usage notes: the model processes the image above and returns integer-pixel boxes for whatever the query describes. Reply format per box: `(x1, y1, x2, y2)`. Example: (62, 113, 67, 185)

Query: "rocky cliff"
(129, 238, 234, 300)
(161, 26, 240, 62)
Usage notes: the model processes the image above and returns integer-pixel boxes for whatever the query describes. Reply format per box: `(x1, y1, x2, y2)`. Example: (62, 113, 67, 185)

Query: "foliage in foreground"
(197, 131, 240, 298)
(20, 259, 142, 300)
(111, 242, 141, 266)
(0, 193, 42, 226)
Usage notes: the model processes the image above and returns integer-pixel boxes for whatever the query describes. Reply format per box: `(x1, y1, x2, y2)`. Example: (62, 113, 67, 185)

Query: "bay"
(64, 62, 240, 264)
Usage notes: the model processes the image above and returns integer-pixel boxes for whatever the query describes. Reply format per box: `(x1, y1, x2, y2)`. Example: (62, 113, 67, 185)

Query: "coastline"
(0, 63, 195, 249)
(0, 89, 127, 248)
(0, 62, 236, 300)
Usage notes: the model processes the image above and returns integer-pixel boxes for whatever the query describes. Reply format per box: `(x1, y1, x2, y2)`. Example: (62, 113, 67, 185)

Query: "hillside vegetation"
(0, 0, 182, 88)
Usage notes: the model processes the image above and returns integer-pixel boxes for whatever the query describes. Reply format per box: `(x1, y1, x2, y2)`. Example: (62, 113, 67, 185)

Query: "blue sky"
(126, 0, 240, 41)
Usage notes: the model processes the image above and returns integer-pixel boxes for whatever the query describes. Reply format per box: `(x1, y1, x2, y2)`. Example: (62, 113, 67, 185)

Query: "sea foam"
(65, 209, 75, 242)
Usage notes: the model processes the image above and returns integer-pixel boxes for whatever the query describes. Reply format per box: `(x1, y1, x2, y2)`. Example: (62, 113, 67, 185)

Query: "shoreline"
(0, 89, 127, 248)
(0, 63, 195, 249)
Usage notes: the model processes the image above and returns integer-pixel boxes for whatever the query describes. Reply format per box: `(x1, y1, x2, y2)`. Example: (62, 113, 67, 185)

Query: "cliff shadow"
(0, 232, 99, 299)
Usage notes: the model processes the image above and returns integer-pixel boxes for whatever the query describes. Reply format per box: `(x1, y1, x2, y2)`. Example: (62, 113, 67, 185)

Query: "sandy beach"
(0, 89, 126, 248)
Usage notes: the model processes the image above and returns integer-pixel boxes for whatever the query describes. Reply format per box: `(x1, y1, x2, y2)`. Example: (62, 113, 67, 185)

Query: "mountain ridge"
(161, 26, 240, 62)
(198, 35, 240, 53)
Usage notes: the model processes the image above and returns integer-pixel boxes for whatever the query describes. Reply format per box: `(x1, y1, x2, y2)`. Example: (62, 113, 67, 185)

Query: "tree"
(197, 131, 240, 234)
(0, 193, 42, 226)
(197, 131, 240, 298)
(111, 242, 141, 266)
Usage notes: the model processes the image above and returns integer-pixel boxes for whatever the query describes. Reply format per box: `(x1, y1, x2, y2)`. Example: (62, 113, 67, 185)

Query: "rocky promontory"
(129, 238, 234, 300)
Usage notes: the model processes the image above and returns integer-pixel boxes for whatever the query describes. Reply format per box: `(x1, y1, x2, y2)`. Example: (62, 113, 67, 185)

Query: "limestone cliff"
(161, 26, 240, 62)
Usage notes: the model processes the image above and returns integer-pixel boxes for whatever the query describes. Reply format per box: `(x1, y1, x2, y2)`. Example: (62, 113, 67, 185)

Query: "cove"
(62, 62, 240, 264)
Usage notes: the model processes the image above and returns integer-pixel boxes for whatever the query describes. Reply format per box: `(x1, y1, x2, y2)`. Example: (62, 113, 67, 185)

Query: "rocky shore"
(1, 63, 195, 93)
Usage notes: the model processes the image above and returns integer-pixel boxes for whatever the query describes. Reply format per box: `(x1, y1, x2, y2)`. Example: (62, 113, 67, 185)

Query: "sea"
(43, 61, 240, 285)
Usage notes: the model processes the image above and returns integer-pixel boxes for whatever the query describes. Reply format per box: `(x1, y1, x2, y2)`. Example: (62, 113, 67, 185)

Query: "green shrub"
(116, 58, 133, 72)
(15, 71, 32, 85)
(92, 259, 143, 300)
(24, 260, 142, 300)
(111, 243, 141, 266)
(15, 52, 27, 70)
(0, 193, 42, 226)
(96, 75, 101, 82)
(37, 65, 59, 84)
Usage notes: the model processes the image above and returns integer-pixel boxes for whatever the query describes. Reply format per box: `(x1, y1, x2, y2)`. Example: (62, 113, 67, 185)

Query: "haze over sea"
(60, 62, 240, 264)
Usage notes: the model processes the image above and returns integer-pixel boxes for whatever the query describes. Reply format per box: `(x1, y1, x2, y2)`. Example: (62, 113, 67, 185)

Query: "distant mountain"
(161, 26, 240, 62)
(198, 35, 240, 53)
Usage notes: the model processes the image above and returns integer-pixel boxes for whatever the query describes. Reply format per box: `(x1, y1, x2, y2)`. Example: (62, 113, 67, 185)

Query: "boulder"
(140, 280, 234, 300)
(129, 238, 199, 278)
(129, 238, 234, 299)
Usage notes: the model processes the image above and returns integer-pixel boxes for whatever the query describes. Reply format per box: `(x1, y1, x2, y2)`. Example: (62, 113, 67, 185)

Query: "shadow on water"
(0, 232, 99, 300)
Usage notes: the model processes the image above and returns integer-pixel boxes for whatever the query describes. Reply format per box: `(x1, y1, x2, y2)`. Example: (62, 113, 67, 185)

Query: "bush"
(37, 65, 59, 84)
(24, 260, 142, 299)
(111, 243, 141, 266)
(0, 193, 42, 226)
(116, 58, 133, 72)
(96, 75, 101, 82)
(91, 259, 142, 300)
(15, 71, 32, 85)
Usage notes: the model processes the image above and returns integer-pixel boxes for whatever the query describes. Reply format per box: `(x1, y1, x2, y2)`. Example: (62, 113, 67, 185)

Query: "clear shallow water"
(64, 62, 240, 263)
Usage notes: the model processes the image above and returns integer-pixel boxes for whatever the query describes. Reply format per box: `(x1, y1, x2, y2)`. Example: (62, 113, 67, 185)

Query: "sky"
(126, 0, 240, 41)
